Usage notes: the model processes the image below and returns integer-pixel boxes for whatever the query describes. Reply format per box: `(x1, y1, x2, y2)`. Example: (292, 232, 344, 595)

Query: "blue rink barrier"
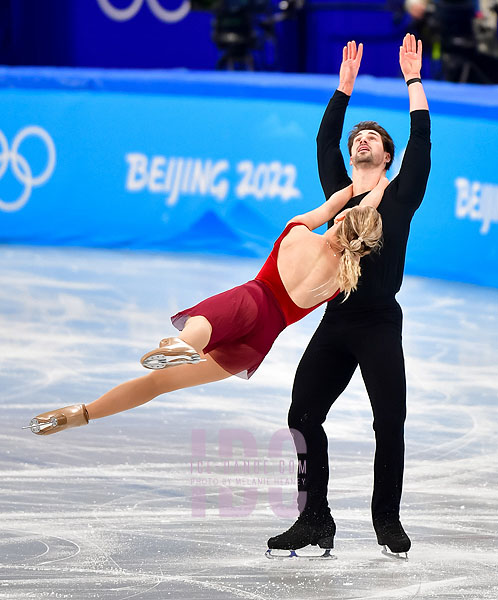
(0, 68, 497, 288)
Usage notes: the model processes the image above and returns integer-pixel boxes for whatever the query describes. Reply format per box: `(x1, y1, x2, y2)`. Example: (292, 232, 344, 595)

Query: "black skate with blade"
(266, 507, 336, 560)
(374, 516, 411, 559)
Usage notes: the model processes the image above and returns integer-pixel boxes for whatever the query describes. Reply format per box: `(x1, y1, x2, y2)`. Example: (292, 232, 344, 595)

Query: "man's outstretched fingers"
(356, 42, 363, 63)
(406, 33, 417, 54)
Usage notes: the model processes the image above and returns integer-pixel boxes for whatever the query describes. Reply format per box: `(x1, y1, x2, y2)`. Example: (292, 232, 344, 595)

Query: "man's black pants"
(289, 301, 406, 521)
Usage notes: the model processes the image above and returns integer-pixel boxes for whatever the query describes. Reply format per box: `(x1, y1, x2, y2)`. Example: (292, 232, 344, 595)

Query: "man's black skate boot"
(373, 516, 411, 554)
(267, 506, 336, 550)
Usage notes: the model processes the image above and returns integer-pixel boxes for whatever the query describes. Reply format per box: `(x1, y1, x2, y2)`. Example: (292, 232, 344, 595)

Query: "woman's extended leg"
(87, 353, 230, 420)
(27, 354, 231, 434)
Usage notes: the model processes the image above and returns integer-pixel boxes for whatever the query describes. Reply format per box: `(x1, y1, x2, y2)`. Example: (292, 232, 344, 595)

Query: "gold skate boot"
(140, 337, 204, 370)
(23, 404, 89, 435)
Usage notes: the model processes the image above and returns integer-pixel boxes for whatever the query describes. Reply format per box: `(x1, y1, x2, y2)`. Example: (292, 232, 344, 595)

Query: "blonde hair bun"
(349, 238, 363, 253)
(336, 206, 383, 300)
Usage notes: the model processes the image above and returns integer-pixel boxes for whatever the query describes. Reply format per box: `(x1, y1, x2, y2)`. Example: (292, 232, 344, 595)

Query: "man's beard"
(352, 152, 383, 168)
(352, 152, 373, 166)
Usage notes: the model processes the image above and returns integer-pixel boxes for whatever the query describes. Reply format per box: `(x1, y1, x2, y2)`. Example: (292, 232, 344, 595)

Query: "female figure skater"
(25, 176, 388, 436)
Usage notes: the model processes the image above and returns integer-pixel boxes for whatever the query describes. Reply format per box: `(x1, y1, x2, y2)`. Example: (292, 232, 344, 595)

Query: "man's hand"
(338, 41, 363, 96)
(400, 33, 429, 111)
(399, 33, 422, 81)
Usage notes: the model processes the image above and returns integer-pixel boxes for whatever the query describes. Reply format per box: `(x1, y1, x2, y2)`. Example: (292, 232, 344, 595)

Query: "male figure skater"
(268, 34, 431, 555)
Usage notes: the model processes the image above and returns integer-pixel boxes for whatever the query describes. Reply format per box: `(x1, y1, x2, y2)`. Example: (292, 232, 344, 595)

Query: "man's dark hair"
(347, 121, 395, 170)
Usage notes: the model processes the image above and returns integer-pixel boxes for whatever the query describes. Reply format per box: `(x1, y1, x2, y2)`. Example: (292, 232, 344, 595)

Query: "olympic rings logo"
(96, 0, 190, 24)
(0, 126, 56, 213)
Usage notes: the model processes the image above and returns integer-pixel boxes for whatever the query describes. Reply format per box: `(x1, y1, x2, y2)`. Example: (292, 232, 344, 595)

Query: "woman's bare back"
(277, 224, 341, 309)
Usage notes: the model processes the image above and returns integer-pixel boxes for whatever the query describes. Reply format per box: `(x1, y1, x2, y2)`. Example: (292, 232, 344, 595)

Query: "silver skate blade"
(142, 354, 206, 370)
(381, 546, 408, 560)
(22, 417, 57, 433)
(265, 548, 336, 560)
(265, 549, 297, 559)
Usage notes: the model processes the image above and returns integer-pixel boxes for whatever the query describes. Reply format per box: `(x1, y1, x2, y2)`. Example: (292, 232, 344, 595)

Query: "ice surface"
(1, 246, 497, 599)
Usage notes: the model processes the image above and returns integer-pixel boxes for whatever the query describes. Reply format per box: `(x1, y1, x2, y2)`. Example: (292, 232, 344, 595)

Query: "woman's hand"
(334, 207, 352, 224)
(378, 174, 390, 190)
(358, 173, 390, 210)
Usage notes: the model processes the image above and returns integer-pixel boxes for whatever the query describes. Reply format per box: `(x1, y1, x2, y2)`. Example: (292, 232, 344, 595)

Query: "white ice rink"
(1, 245, 497, 599)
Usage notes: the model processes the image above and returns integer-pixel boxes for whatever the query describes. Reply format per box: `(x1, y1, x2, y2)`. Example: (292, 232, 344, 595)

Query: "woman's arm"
(288, 184, 353, 230)
(332, 176, 389, 225)
(359, 175, 390, 210)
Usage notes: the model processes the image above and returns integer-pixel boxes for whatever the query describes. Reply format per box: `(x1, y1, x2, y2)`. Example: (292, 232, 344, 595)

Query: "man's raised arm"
(317, 42, 363, 199)
(399, 34, 429, 113)
(393, 34, 431, 209)
(338, 41, 363, 97)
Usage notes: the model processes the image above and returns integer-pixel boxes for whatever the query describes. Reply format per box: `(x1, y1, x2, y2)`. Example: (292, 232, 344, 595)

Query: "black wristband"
(406, 77, 422, 86)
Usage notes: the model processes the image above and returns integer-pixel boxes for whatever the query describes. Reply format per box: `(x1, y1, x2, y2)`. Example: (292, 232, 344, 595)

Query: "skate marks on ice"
(1, 246, 498, 599)
(0, 521, 266, 600)
(0, 518, 486, 600)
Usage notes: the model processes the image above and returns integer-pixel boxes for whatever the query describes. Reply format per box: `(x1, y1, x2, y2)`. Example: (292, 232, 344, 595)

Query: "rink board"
(0, 68, 497, 287)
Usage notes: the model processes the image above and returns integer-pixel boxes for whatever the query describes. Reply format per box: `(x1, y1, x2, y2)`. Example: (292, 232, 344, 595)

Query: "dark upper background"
(0, 0, 497, 82)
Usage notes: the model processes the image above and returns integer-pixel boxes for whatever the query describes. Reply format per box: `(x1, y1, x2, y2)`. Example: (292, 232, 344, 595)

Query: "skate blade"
(22, 417, 57, 434)
(381, 546, 408, 560)
(141, 353, 205, 370)
(265, 548, 336, 560)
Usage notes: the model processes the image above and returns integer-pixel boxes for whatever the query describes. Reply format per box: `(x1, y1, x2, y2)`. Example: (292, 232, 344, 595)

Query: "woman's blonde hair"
(335, 206, 383, 300)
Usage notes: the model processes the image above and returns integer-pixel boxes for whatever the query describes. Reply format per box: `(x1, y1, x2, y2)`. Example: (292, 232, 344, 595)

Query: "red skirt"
(171, 280, 287, 379)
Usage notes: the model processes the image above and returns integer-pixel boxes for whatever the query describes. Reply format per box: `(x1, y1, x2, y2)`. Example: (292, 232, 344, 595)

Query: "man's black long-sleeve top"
(317, 90, 431, 311)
